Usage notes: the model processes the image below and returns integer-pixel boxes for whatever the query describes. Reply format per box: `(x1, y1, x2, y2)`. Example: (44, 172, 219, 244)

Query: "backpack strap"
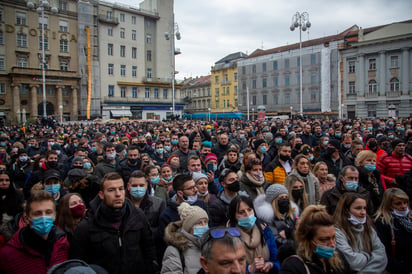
(179, 249, 185, 271)
(284, 255, 310, 274)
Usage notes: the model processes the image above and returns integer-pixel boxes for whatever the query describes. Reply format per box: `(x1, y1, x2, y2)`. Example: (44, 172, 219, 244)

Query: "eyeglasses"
(209, 228, 241, 239)
(183, 185, 197, 191)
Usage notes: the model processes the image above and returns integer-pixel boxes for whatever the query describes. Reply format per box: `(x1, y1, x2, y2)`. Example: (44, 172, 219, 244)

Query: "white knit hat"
(178, 202, 208, 232)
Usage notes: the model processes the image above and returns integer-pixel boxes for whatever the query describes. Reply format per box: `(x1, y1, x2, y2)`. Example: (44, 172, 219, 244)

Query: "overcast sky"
(112, 0, 411, 79)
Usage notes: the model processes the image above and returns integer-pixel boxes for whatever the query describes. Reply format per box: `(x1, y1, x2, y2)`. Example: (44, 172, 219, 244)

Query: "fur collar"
(253, 194, 274, 224)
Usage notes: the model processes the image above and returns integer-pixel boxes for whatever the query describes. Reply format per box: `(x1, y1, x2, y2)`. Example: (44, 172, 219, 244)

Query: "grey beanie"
(265, 184, 288, 203)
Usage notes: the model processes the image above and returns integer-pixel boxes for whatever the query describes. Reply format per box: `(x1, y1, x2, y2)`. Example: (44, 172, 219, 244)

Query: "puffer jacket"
(161, 221, 202, 274)
(377, 152, 412, 188)
(264, 156, 292, 185)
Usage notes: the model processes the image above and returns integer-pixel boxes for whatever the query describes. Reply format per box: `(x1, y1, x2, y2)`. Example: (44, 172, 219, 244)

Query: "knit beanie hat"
(192, 172, 208, 183)
(265, 184, 288, 203)
(391, 138, 404, 149)
(204, 153, 218, 163)
(328, 139, 341, 149)
(178, 202, 208, 232)
(253, 139, 266, 150)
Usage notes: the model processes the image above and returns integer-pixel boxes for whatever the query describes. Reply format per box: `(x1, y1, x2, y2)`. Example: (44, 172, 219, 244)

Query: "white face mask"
(183, 195, 198, 204)
(348, 214, 366, 226)
(393, 208, 410, 217)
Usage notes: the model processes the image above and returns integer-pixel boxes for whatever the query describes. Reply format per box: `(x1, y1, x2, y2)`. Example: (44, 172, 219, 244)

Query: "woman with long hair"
(284, 174, 309, 217)
(290, 154, 320, 205)
(374, 188, 412, 274)
(55, 193, 86, 243)
(280, 205, 350, 273)
(333, 192, 387, 273)
(228, 195, 280, 273)
(239, 158, 266, 200)
(313, 161, 335, 197)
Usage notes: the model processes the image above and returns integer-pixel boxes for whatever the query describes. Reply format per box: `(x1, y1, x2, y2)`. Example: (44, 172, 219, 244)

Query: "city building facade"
(181, 75, 211, 116)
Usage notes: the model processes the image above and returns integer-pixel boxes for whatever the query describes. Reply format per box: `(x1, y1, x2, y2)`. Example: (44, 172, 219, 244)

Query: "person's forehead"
(103, 178, 124, 189)
(30, 200, 55, 213)
(129, 177, 146, 185)
(183, 179, 195, 187)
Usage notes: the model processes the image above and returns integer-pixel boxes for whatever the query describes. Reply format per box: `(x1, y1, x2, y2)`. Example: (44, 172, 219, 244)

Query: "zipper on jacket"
(118, 230, 122, 247)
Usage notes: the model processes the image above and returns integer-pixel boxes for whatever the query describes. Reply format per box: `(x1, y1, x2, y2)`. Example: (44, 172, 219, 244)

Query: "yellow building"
(210, 52, 247, 113)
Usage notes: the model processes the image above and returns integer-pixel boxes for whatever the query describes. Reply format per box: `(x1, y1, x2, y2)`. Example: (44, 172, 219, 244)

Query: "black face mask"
(48, 161, 58, 168)
(226, 180, 240, 192)
(326, 147, 337, 155)
(368, 140, 377, 150)
(295, 143, 302, 150)
(277, 198, 290, 214)
(279, 154, 290, 162)
(128, 158, 139, 165)
(138, 143, 146, 148)
(291, 189, 304, 201)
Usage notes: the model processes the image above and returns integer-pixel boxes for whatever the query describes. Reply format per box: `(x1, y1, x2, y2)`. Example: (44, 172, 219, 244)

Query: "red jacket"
(0, 226, 69, 273)
(363, 146, 386, 164)
(377, 152, 412, 188)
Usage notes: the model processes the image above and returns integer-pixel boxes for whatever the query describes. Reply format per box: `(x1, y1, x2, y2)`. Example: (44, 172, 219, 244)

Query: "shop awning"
(110, 110, 132, 117)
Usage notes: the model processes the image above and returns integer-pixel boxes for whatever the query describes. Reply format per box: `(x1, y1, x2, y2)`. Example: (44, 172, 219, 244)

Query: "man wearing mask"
(264, 142, 293, 185)
(152, 141, 168, 166)
(344, 139, 363, 166)
(363, 134, 385, 164)
(230, 129, 248, 151)
(171, 135, 196, 172)
(0, 191, 69, 273)
(94, 143, 118, 181)
(27, 138, 45, 159)
(136, 136, 154, 157)
(9, 148, 33, 190)
(212, 132, 230, 163)
(301, 124, 314, 146)
(116, 145, 141, 184)
(318, 139, 351, 178)
(320, 165, 373, 215)
(71, 172, 157, 273)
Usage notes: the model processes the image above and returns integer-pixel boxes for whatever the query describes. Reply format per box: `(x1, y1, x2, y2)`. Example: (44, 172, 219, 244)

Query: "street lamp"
(59, 105, 63, 123)
(208, 107, 211, 121)
(290, 11, 311, 117)
(165, 20, 181, 116)
(252, 107, 255, 121)
(290, 105, 293, 120)
(27, 0, 58, 119)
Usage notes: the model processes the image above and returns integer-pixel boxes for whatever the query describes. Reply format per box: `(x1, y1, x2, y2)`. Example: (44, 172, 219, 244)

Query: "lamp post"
(246, 87, 250, 120)
(59, 105, 63, 123)
(290, 11, 311, 117)
(252, 107, 255, 121)
(27, 0, 58, 119)
(290, 105, 293, 120)
(165, 20, 181, 116)
(208, 107, 211, 121)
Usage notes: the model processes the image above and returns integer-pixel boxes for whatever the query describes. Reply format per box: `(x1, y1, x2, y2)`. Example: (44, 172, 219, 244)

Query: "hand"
(260, 262, 273, 273)
(207, 171, 215, 183)
(279, 230, 286, 239)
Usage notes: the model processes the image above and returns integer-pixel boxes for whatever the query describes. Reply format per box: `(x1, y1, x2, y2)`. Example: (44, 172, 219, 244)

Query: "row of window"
(186, 88, 211, 97)
(214, 86, 238, 97)
(191, 100, 211, 109)
(107, 64, 141, 77)
(214, 73, 238, 84)
(241, 55, 317, 74)
(107, 86, 170, 99)
(15, 11, 69, 31)
(107, 11, 138, 25)
(348, 56, 399, 73)
(106, 27, 151, 43)
(16, 33, 69, 52)
(107, 44, 151, 60)
(0, 83, 73, 96)
(348, 78, 400, 94)
(214, 99, 237, 109)
(245, 91, 318, 106)
(241, 74, 317, 90)
(0, 55, 69, 71)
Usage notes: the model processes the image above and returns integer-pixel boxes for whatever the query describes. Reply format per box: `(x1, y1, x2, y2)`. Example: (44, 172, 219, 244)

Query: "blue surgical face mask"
(91, 147, 97, 153)
(309, 155, 314, 161)
(130, 186, 146, 199)
(239, 134, 245, 140)
(212, 165, 218, 172)
(238, 214, 257, 229)
(323, 141, 329, 146)
(31, 216, 54, 235)
(259, 146, 267, 153)
(171, 140, 178, 145)
(335, 133, 341, 138)
(83, 162, 92, 170)
(193, 225, 209, 238)
(344, 181, 358, 192)
(45, 184, 61, 195)
(164, 146, 171, 152)
(156, 148, 164, 154)
(183, 195, 198, 204)
(151, 176, 160, 185)
(314, 242, 335, 259)
(393, 208, 410, 217)
(348, 214, 366, 226)
(364, 164, 376, 172)
(275, 138, 283, 144)
(343, 144, 351, 149)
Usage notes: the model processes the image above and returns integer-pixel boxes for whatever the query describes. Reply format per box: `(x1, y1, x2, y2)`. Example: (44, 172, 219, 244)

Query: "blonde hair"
(271, 196, 295, 220)
(284, 174, 309, 210)
(313, 161, 328, 177)
(355, 150, 376, 166)
(374, 188, 411, 224)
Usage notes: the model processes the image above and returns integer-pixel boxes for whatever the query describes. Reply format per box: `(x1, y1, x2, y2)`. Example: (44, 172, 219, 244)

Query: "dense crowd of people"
(0, 116, 411, 274)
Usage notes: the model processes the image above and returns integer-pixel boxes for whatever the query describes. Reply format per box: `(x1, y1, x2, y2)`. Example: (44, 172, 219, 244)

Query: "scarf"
(393, 214, 412, 234)
(245, 173, 265, 195)
(239, 225, 270, 265)
(99, 202, 127, 223)
(291, 169, 319, 205)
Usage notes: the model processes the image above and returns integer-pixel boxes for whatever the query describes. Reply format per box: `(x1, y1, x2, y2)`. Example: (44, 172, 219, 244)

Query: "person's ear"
(98, 190, 104, 200)
(199, 256, 209, 273)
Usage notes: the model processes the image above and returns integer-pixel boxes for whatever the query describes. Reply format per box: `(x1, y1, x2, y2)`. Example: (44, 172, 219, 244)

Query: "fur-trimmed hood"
(253, 194, 275, 224)
(164, 220, 201, 252)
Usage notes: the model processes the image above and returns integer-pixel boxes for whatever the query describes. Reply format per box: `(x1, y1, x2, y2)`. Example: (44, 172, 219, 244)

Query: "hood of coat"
(253, 194, 274, 224)
(164, 221, 191, 252)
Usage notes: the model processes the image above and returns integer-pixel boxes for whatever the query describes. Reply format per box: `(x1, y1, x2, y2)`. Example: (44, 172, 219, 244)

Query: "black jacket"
(357, 166, 384, 214)
(116, 158, 141, 184)
(209, 191, 231, 227)
(70, 198, 158, 274)
(280, 252, 351, 274)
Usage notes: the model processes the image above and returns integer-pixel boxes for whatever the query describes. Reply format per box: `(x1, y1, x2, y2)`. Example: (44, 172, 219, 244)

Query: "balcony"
(103, 96, 186, 104)
(11, 67, 79, 79)
(386, 91, 400, 98)
(365, 92, 378, 98)
(220, 80, 231, 85)
(98, 15, 119, 25)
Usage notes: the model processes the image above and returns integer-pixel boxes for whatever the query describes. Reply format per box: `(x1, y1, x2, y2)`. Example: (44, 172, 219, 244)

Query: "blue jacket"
(263, 225, 281, 273)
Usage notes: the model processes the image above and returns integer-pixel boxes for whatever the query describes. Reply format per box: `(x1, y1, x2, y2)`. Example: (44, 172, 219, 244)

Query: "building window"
(242, 81, 246, 90)
(285, 76, 290, 86)
(368, 80, 377, 94)
(0, 32, 3, 45)
(146, 35, 151, 44)
(348, 81, 356, 94)
(108, 64, 114, 75)
(252, 95, 256, 105)
(60, 61, 68, 71)
(163, 88, 168, 99)
(120, 13, 125, 22)
(59, 0, 67, 11)
(0, 56, 4, 70)
(273, 61, 278, 70)
(147, 68, 152, 79)
(120, 28, 125, 38)
(132, 16, 136, 24)
(132, 30, 136, 40)
(285, 93, 290, 104)
(215, 88, 219, 97)
(367, 105, 376, 118)
(252, 65, 256, 73)
(16, 12, 26, 25)
(262, 63, 267, 72)
(108, 27, 113, 36)
(132, 87, 138, 98)
(60, 39, 68, 52)
(252, 79, 256, 89)
(311, 74, 317, 83)
(285, 59, 290, 69)
(131, 47, 137, 59)
(262, 78, 267, 88)
(145, 88, 150, 98)
(146, 50, 151, 61)
(120, 65, 126, 76)
(39, 37, 48, 50)
(390, 78, 399, 92)
(108, 85, 114, 97)
(216, 101, 219, 109)
(17, 33, 27, 47)
(234, 72, 238, 81)
(297, 57, 300, 67)
(154, 88, 159, 99)
(106, 11, 112, 19)
(311, 91, 317, 102)
(38, 16, 48, 29)
(17, 57, 27, 68)
(263, 94, 267, 105)
(132, 66, 137, 77)
(274, 94, 279, 104)
(349, 61, 355, 73)
(120, 87, 126, 98)
(224, 74, 228, 82)
(242, 67, 246, 74)
(120, 45, 125, 57)
(234, 85, 238, 95)
(215, 76, 219, 83)
(274, 77, 278, 87)
(369, 59, 376, 70)
(59, 20, 68, 32)
(108, 43, 113, 56)
(297, 75, 300, 85)
(0, 83, 5, 94)
(391, 56, 399, 68)
(226, 87, 230, 95)
(311, 54, 316, 65)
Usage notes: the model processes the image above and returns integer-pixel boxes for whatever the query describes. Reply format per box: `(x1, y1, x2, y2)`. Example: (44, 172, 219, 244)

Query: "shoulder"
(281, 256, 307, 273)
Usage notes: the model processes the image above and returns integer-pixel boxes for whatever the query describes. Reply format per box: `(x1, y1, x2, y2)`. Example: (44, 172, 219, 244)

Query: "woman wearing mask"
(333, 192, 387, 273)
(374, 188, 412, 274)
(228, 195, 280, 274)
(239, 158, 267, 200)
(284, 174, 308, 217)
(313, 161, 335, 197)
(82, 157, 95, 175)
(144, 165, 168, 201)
(0, 172, 24, 227)
(254, 184, 296, 249)
(280, 205, 350, 274)
(55, 193, 86, 243)
(161, 202, 209, 274)
(355, 150, 385, 214)
(192, 172, 216, 206)
(290, 154, 320, 205)
(158, 164, 174, 200)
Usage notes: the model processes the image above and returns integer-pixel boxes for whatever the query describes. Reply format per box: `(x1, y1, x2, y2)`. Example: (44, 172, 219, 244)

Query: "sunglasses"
(209, 227, 241, 239)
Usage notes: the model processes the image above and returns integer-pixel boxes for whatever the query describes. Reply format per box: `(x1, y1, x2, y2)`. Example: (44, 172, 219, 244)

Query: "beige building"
(0, 0, 80, 123)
